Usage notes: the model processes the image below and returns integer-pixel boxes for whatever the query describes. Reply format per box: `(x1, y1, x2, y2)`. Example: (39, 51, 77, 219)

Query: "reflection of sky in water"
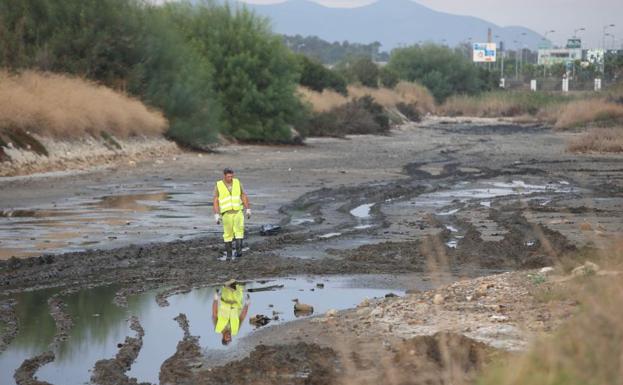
(0, 276, 406, 385)
(0, 182, 218, 259)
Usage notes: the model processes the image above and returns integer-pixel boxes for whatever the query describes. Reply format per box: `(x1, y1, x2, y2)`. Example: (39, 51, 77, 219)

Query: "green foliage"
(282, 35, 388, 64)
(129, 5, 220, 148)
(300, 95, 389, 137)
(395, 102, 421, 122)
(175, 2, 305, 142)
(335, 56, 380, 88)
(379, 66, 399, 88)
(0, 0, 308, 145)
(388, 44, 492, 102)
(296, 54, 347, 95)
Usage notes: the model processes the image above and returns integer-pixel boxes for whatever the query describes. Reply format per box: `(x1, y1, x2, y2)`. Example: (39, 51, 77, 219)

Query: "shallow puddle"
(0, 275, 420, 385)
(0, 183, 219, 259)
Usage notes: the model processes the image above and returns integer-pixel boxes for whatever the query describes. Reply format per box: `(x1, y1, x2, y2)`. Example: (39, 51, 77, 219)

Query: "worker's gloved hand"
(213, 292, 219, 301)
(245, 208, 251, 219)
(214, 213, 221, 224)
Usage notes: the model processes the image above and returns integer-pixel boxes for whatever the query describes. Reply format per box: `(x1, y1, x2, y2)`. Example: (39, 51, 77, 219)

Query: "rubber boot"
(225, 242, 233, 261)
(235, 239, 243, 258)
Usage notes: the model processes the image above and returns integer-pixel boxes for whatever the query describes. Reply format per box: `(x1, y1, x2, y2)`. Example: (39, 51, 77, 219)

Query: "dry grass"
(439, 92, 569, 118)
(297, 87, 349, 112)
(553, 99, 623, 130)
(298, 81, 435, 114)
(567, 127, 623, 153)
(0, 70, 167, 139)
(477, 241, 623, 385)
(348, 81, 435, 113)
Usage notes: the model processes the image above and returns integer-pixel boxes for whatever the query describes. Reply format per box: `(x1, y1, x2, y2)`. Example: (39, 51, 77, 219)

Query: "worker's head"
(221, 329, 232, 345)
(223, 168, 234, 183)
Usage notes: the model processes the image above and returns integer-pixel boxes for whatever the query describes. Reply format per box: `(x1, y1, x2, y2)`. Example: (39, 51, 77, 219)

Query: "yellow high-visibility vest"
(215, 285, 244, 335)
(216, 178, 242, 214)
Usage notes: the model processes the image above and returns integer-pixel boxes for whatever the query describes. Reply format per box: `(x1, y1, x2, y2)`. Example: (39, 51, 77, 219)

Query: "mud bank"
(91, 316, 146, 385)
(0, 135, 181, 177)
(13, 351, 55, 385)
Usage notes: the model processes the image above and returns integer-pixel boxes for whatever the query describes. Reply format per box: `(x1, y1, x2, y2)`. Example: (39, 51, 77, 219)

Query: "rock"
(405, 288, 421, 295)
(572, 261, 600, 277)
(490, 315, 509, 322)
(475, 283, 494, 298)
(326, 309, 338, 317)
(433, 294, 444, 305)
(385, 292, 398, 298)
(579, 222, 593, 231)
(358, 299, 370, 308)
(249, 314, 271, 327)
(316, 283, 325, 289)
(539, 267, 555, 275)
(370, 307, 384, 317)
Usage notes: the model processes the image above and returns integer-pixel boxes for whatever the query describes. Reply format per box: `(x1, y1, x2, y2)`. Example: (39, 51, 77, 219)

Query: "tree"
(388, 44, 492, 102)
(296, 54, 347, 95)
(176, 2, 305, 142)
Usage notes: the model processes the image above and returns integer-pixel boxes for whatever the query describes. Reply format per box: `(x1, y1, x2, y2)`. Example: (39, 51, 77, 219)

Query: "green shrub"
(395, 102, 421, 122)
(297, 55, 347, 95)
(388, 44, 492, 102)
(301, 96, 389, 137)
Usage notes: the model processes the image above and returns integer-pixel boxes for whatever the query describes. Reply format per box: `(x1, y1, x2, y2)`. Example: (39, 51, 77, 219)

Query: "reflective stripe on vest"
(215, 285, 244, 335)
(217, 178, 242, 214)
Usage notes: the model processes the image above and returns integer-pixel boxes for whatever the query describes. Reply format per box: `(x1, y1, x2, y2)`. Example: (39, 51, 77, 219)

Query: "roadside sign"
(473, 43, 496, 62)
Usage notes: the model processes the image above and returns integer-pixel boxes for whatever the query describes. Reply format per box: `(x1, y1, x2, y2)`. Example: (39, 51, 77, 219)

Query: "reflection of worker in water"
(213, 168, 251, 261)
(212, 280, 250, 345)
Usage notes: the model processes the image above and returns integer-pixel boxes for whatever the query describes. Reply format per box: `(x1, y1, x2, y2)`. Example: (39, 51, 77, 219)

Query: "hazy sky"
(241, 0, 623, 49)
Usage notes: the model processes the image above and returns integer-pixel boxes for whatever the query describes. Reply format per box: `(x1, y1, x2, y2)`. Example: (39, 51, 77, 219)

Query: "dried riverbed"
(1, 117, 622, 384)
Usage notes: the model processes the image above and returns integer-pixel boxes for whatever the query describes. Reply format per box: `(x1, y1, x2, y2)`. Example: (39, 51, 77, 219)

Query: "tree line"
(0, 0, 504, 146)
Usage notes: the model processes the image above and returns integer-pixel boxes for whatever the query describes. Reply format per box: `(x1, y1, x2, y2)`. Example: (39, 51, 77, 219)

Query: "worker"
(212, 280, 250, 345)
(213, 168, 251, 261)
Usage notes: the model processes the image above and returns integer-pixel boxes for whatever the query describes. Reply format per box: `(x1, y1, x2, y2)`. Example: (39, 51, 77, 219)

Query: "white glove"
(213, 292, 219, 301)
(214, 214, 221, 224)
(245, 208, 251, 219)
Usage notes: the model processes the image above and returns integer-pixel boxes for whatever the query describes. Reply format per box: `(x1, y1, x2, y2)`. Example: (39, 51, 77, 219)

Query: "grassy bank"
(298, 81, 434, 137)
(0, 71, 167, 140)
(0, 71, 168, 162)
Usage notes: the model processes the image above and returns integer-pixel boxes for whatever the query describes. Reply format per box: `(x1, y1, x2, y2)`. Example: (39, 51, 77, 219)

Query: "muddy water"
(0, 183, 219, 259)
(0, 275, 418, 385)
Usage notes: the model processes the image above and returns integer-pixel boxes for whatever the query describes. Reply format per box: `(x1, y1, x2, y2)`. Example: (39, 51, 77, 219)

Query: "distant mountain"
(242, 0, 543, 51)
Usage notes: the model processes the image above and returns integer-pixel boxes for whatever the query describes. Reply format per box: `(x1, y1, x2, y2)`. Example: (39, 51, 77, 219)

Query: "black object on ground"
(260, 224, 281, 236)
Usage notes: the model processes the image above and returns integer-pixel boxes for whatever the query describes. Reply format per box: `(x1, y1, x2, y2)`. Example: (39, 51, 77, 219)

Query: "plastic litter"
(260, 224, 281, 236)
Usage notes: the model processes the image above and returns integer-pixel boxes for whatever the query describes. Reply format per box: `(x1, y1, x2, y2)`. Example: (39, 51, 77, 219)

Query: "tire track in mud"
(91, 316, 147, 385)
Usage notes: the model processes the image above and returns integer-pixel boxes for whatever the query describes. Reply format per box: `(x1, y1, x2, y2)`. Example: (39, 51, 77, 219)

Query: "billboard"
(473, 43, 496, 62)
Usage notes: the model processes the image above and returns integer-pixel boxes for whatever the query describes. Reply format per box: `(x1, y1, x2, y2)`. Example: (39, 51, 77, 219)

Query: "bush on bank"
(0, 0, 306, 147)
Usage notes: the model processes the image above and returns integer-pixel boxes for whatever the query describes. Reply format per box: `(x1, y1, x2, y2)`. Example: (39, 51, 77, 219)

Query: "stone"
(433, 294, 444, 305)
(490, 315, 509, 322)
(326, 309, 338, 317)
(539, 267, 555, 275)
(370, 307, 384, 318)
(358, 299, 370, 308)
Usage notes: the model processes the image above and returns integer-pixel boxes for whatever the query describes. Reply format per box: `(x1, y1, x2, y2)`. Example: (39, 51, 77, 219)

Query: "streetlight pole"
(513, 40, 519, 80)
(517, 32, 526, 79)
(602, 24, 615, 49)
